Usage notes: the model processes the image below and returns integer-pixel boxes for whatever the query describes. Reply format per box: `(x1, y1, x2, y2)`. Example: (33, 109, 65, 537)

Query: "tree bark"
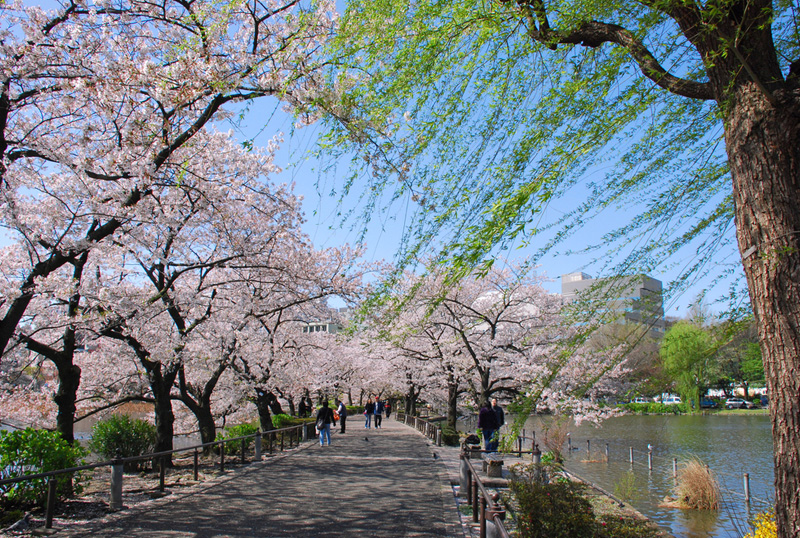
(726, 80, 800, 538)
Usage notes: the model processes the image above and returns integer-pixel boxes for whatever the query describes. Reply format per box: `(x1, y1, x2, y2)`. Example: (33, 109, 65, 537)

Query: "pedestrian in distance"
(364, 397, 375, 429)
(491, 398, 504, 451)
(337, 399, 348, 433)
(374, 396, 384, 428)
(478, 400, 499, 452)
(316, 400, 335, 446)
(384, 401, 392, 419)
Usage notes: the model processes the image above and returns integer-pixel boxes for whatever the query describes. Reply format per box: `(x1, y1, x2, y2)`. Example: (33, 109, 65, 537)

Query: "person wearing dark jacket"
(337, 399, 348, 433)
(491, 398, 504, 451)
(478, 401, 499, 452)
(364, 398, 375, 429)
(316, 401, 335, 446)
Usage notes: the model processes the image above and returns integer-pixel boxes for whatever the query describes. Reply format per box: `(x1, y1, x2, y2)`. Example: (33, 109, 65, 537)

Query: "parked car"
(661, 395, 682, 405)
(725, 397, 756, 409)
(699, 398, 718, 409)
(632, 397, 651, 404)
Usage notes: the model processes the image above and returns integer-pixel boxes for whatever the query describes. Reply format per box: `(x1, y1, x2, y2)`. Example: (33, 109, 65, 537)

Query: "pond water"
(520, 414, 774, 538)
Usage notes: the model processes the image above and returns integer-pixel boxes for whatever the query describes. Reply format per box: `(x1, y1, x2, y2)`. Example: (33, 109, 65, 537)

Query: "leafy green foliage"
(89, 415, 156, 471)
(439, 425, 460, 446)
(0, 428, 87, 507)
(510, 480, 596, 538)
(619, 402, 687, 414)
(595, 514, 660, 538)
(660, 322, 714, 412)
(215, 423, 259, 455)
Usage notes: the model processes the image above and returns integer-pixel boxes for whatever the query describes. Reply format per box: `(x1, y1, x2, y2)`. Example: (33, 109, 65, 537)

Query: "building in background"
(561, 272, 666, 337)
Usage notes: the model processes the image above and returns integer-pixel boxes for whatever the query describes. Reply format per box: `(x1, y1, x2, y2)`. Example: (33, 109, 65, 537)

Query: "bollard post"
(241, 438, 246, 464)
(605, 443, 609, 461)
(472, 478, 479, 523)
(302, 424, 308, 442)
(460, 453, 471, 499)
(673, 458, 678, 480)
(110, 457, 124, 511)
(255, 433, 262, 461)
(485, 492, 506, 538)
(567, 432, 572, 452)
(629, 446, 634, 465)
(159, 455, 166, 491)
(479, 494, 487, 538)
(437, 429, 442, 447)
(45, 478, 57, 528)
(587, 439, 591, 455)
(194, 449, 199, 481)
(647, 446, 653, 471)
(743, 473, 751, 502)
(280, 432, 285, 452)
(532, 443, 542, 484)
(220, 443, 225, 472)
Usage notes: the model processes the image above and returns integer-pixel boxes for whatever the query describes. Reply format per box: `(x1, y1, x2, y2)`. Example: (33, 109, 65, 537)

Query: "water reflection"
(514, 414, 774, 538)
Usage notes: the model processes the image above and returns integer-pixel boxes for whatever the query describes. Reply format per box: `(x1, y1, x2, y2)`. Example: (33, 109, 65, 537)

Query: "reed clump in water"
(674, 456, 720, 509)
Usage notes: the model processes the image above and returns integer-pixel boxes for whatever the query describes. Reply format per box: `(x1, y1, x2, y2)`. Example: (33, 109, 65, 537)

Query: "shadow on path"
(60, 418, 463, 537)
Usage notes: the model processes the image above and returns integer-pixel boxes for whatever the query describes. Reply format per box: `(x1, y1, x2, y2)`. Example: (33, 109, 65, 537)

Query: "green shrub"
(0, 428, 87, 507)
(510, 479, 596, 538)
(620, 402, 685, 414)
(595, 515, 660, 538)
(347, 405, 364, 416)
(89, 415, 156, 471)
(440, 425, 460, 446)
(271, 414, 297, 429)
(216, 423, 259, 455)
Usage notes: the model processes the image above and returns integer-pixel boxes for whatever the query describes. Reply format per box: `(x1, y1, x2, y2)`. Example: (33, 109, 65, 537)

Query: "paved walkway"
(60, 418, 464, 538)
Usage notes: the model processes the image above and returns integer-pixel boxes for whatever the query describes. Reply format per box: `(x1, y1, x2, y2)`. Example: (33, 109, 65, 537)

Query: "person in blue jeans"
(478, 400, 499, 452)
(364, 397, 375, 428)
(374, 397, 385, 428)
(316, 400, 334, 446)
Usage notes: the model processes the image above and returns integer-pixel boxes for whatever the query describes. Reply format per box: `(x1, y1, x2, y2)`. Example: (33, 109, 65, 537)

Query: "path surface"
(60, 417, 464, 538)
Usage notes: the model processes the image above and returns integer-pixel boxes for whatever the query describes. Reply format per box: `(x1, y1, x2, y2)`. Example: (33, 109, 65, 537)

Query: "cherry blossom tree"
(0, 0, 337, 359)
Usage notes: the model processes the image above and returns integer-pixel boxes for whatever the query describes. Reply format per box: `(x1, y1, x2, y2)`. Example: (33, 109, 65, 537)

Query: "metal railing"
(396, 412, 442, 446)
(0, 422, 312, 528)
(460, 452, 512, 538)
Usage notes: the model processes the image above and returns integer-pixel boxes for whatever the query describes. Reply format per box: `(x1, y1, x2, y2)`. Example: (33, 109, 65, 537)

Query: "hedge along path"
(58, 417, 463, 537)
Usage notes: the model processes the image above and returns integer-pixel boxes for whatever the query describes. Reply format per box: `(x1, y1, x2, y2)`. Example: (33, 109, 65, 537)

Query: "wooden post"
(647, 447, 653, 471)
(605, 443, 609, 460)
(673, 458, 678, 480)
(472, 479, 479, 523)
(45, 478, 57, 528)
(743, 473, 751, 502)
(241, 438, 246, 464)
(194, 449, 199, 481)
(255, 433, 262, 461)
(110, 459, 124, 511)
(220, 443, 225, 473)
(629, 446, 634, 465)
(159, 456, 166, 491)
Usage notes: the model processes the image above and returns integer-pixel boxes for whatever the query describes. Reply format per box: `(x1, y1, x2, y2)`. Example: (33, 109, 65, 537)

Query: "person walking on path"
(374, 397, 385, 428)
(384, 401, 392, 419)
(316, 400, 335, 446)
(336, 399, 348, 433)
(364, 397, 375, 429)
(491, 398, 504, 451)
(478, 400, 499, 452)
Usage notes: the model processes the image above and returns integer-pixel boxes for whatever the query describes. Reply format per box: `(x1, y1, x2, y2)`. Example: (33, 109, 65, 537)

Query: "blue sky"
(222, 98, 746, 319)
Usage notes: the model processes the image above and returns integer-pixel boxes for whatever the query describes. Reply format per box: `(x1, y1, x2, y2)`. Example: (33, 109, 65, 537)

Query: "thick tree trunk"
(255, 390, 274, 431)
(149, 366, 179, 464)
(726, 81, 800, 538)
(54, 363, 81, 445)
(447, 378, 459, 430)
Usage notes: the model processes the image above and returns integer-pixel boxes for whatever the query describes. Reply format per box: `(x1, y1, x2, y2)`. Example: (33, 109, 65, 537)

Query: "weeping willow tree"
(304, 0, 800, 534)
